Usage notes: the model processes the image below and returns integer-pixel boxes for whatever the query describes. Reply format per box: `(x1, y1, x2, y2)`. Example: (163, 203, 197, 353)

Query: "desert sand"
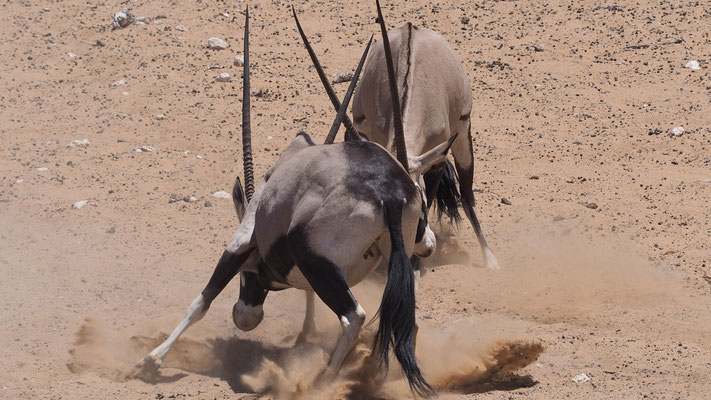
(1, 0, 710, 398)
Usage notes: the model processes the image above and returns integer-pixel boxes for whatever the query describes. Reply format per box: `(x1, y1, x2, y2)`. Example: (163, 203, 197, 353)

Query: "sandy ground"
(1, 0, 710, 398)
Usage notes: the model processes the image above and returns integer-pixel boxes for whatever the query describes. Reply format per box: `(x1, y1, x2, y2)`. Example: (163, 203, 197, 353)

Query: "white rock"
(36, 167, 49, 172)
(216, 72, 231, 82)
(572, 373, 590, 383)
(134, 145, 154, 153)
(113, 8, 134, 29)
(702, 178, 711, 183)
(67, 52, 77, 58)
(184, 196, 197, 203)
(208, 37, 228, 50)
(175, 25, 186, 32)
(233, 54, 244, 67)
(155, 114, 166, 120)
(121, 91, 129, 96)
(332, 71, 353, 84)
(685, 60, 701, 71)
(212, 191, 231, 199)
(68, 139, 90, 148)
(73, 200, 88, 210)
(16, 179, 23, 184)
(111, 79, 126, 87)
(671, 126, 684, 136)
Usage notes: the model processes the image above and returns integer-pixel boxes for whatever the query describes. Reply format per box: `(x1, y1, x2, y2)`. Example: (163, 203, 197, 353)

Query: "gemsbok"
(352, 0, 500, 269)
(129, 6, 455, 396)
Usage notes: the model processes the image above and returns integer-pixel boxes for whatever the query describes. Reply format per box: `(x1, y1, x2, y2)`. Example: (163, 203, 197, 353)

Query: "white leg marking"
(483, 246, 500, 270)
(296, 291, 317, 344)
(133, 293, 206, 375)
(323, 304, 366, 380)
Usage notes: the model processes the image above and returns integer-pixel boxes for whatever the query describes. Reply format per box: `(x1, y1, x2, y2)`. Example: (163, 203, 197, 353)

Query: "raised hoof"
(122, 354, 162, 381)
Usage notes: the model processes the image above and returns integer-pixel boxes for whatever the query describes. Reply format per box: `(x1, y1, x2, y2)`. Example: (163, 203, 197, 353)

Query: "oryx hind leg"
(126, 248, 255, 379)
(291, 250, 366, 381)
(451, 125, 500, 270)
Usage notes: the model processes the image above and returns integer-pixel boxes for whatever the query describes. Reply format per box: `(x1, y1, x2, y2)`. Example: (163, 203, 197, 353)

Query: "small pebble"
(175, 25, 186, 32)
(204, 201, 212, 207)
(332, 72, 353, 84)
(553, 215, 565, 222)
(135, 145, 154, 153)
(216, 72, 231, 82)
(671, 126, 684, 137)
(572, 373, 590, 383)
(155, 114, 166, 120)
(212, 191, 231, 199)
(684, 60, 700, 71)
(585, 202, 598, 209)
(501, 197, 512, 205)
(183, 196, 197, 203)
(532, 43, 545, 52)
(73, 200, 88, 210)
(234, 54, 244, 67)
(208, 37, 228, 50)
(68, 139, 90, 148)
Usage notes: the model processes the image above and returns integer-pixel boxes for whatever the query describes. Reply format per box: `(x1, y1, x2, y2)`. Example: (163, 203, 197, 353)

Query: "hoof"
(122, 354, 161, 381)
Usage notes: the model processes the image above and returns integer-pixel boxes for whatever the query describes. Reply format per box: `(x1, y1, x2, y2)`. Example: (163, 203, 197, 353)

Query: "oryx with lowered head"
(129, 7, 455, 396)
(351, 0, 500, 269)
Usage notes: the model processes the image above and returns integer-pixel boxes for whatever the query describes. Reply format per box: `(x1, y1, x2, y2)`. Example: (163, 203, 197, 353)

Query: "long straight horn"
(376, 0, 408, 171)
(292, 6, 359, 142)
(325, 35, 373, 144)
(241, 6, 254, 202)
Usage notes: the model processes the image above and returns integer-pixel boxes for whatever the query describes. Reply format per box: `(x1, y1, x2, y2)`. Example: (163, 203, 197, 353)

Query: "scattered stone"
(36, 167, 49, 172)
(553, 215, 565, 222)
(111, 79, 126, 87)
(702, 178, 711, 183)
(532, 43, 545, 52)
(208, 37, 228, 50)
(155, 114, 166, 120)
(15, 179, 23, 184)
(212, 191, 231, 199)
(216, 72, 231, 82)
(67, 52, 77, 58)
(332, 72, 353, 84)
(684, 60, 700, 71)
(648, 128, 662, 136)
(95, 40, 105, 47)
(204, 201, 212, 207)
(501, 197, 512, 205)
(175, 25, 186, 32)
(585, 202, 598, 210)
(106, 226, 116, 234)
(233, 54, 244, 67)
(73, 200, 88, 210)
(112, 8, 134, 30)
(572, 373, 591, 383)
(671, 126, 684, 137)
(529, 175, 539, 180)
(460, 16, 470, 24)
(169, 194, 182, 203)
(134, 145, 154, 153)
(68, 139, 90, 148)
(183, 196, 197, 203)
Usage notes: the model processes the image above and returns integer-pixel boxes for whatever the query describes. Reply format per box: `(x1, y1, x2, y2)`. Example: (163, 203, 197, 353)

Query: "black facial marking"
(238, 271, 269, 307)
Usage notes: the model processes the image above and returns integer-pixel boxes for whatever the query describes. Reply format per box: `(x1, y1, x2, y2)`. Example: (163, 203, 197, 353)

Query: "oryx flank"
(129, 6, 452, 396)
(352, 0, 500, 269)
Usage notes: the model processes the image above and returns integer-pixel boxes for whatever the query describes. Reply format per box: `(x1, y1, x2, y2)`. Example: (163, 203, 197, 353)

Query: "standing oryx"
(352, 0, 500, 269)
(129, 6, 454, 397)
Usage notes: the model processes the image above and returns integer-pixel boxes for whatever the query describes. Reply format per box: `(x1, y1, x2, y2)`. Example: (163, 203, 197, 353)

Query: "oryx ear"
(232, 177, 246, 222)
(408, 133, 458, 175)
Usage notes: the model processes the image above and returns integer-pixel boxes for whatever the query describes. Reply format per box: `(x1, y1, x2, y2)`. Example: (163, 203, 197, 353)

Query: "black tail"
(434, 159, 462, 223)
(373, 200, 435, 398)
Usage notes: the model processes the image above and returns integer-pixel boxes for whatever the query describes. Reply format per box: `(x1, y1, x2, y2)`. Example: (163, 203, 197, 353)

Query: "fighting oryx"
(129, 6, 455, 396)
(351, 0, 500, 269)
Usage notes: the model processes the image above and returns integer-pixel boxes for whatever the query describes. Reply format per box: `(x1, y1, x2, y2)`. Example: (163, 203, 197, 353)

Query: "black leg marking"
(201, 249, 253, 310)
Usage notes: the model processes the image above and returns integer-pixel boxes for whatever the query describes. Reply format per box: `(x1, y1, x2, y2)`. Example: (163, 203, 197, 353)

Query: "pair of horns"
(292, 2, 408, 170)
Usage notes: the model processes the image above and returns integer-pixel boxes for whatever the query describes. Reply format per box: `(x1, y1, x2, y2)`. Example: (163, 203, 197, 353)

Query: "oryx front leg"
(295, 290, 318, 345)
(127, 248, 252, 379)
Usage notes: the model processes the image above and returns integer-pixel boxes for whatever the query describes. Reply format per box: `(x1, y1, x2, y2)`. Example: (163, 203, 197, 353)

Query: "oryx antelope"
(130, 7, 454, 396)
(352, 0, 500, 269)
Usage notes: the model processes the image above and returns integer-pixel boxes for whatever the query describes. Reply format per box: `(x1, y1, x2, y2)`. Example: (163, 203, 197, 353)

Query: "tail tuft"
(373, 200, 435, 397)
(433, 159, 462, 224)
